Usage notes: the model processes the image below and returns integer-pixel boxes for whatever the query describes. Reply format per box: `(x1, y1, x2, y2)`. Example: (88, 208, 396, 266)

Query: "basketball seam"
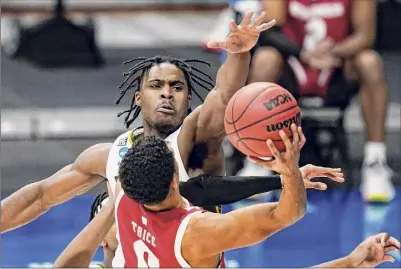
(231, 90, 260, 156)
(237, 136, 293, 142)
(236, 139, 267, 157)
(226, 105, 300, 136)
(225, 85, 278, 125)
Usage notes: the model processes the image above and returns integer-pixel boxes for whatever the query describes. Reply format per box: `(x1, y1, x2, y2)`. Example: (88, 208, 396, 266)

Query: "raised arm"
(1, 143, 111, 233)
(178, 12, 276, 157)
(182, 125, 307, 264)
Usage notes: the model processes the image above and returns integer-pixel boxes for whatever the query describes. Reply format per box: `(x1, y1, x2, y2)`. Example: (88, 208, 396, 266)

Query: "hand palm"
(349, 234, 399, 268)
(355, 243, 386, 267)
(224, 27, 261, 53)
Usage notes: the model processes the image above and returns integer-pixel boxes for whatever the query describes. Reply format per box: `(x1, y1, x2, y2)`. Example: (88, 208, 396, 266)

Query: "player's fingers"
(266, 139, 282, 160)
(229, 19, 238, 32)
(252, 12, 266, 26)
(385, 237, 401, 249)
(306, 181, 327, 191)
(240, 11, 254, 27)
(382, 255, 395, 263)
(279, 130, 293, 151)
(326, 173, 345, 182)
(314, 166, 342, 173)
(298, 126, 306, 147)
(207, 41, 227, 49)
(291, 123, 299, 145)
(256, 19, 276, 32)
(384, 246, 400, 253)
(380, 233, 390, 247)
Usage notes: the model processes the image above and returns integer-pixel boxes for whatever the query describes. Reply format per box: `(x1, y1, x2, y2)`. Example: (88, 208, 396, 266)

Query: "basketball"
(224, 82, 301, 158)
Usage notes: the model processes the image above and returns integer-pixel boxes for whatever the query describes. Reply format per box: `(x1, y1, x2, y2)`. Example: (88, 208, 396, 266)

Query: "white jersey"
(106, 126, 190, 267)
(106, 126, 190, 197)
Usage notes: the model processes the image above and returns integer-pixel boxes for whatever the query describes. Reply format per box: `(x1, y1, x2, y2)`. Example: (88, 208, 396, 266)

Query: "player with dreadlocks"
(2, 10, 343, 265)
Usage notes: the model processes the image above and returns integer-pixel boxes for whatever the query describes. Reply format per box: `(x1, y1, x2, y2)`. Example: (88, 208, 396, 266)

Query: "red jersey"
(282, 0, 352, 96)
(115, 192, 225, 268)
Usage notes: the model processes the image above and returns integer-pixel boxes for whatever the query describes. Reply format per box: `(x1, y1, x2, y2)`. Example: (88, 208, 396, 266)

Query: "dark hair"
(89, 192, 109, 222)
(118, 136, 176, 205)
(116, 55, 214, 128)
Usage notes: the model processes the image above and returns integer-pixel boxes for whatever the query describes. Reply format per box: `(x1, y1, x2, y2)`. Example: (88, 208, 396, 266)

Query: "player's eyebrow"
(148, 79, 185, 85)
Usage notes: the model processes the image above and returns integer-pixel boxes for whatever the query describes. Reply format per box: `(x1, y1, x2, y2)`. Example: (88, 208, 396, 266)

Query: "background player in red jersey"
(247, 0, 394, 202)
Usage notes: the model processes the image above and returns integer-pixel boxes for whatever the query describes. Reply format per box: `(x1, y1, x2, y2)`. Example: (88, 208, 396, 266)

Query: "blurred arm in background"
(332, 0, 376, 58)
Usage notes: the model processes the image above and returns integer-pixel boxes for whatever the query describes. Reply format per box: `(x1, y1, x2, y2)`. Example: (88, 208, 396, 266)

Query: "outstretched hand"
(207, 11, 276, 54)
(300, 165, 345, 190)
(346, 233, 400, 268)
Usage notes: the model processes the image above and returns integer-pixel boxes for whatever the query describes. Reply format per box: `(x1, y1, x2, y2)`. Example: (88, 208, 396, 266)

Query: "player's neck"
(144, 194, 186, 212)
(142, 121, 179, 140)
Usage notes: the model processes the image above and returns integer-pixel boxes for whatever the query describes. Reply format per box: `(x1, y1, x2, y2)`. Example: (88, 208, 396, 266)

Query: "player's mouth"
(156, 103, 175, 115)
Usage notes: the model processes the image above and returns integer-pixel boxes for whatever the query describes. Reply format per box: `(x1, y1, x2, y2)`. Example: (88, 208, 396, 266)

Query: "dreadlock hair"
(116, 55, 215, 128)
(89, 192, 109, 222)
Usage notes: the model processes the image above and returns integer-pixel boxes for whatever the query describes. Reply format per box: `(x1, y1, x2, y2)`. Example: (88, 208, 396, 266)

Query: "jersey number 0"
(133, 240, 160, 267)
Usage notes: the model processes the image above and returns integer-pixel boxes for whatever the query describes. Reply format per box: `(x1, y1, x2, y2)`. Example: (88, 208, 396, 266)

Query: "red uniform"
(115, 192, 225, 268)
(282, 0, 352, 97)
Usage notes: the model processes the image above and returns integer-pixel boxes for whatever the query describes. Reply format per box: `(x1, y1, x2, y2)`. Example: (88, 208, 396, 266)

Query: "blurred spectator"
(246, 0, 394, 202)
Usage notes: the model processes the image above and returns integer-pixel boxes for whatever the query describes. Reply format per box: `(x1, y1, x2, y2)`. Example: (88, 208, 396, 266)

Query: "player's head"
(89, 192, 118, 251)
(116, 56, 214, 136)
(118, 136, 180, 206)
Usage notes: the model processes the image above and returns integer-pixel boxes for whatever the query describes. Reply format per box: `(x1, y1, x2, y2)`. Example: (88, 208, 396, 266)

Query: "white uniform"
(105, 126, 190, 267)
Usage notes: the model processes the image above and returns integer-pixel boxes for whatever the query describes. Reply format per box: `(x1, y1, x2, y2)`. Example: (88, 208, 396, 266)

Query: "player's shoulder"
(112, 126, 144, 147)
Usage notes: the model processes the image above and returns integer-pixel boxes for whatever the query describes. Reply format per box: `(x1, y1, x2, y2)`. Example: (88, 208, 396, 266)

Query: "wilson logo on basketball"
(263, 93, 293, 111)
(266, 112, 301, 132)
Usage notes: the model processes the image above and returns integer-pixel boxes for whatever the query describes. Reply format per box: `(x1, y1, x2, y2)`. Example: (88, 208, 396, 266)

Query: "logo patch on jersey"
(118, 137, 128, 146)
(141, 216, 148, 226)
(119, 147, 129, 158)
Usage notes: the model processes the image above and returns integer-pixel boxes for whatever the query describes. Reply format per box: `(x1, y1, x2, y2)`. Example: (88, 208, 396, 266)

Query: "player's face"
(136, 63, 191, 135)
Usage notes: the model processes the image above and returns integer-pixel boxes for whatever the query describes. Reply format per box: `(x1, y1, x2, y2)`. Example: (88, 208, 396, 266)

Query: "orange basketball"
(224, 82, 301, 158)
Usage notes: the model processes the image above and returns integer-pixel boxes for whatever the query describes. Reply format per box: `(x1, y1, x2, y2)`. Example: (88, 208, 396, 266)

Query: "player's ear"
(135, 91, 141, 107)
(170, 173, 180, 190)
(188, 94, 192, 110)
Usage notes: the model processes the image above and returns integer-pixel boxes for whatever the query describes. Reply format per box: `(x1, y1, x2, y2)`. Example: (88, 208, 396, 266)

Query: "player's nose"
(160, 86, 174, 99)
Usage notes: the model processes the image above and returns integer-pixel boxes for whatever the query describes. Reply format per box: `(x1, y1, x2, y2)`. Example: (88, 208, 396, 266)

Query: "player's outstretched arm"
(313, 233, 400, 268)
(1, 143, 111, 233)
(178, 12, 276, 157)
(182, 125, 307, 263)
(180, 164, 344, 207)
(53, 197, 115, 268)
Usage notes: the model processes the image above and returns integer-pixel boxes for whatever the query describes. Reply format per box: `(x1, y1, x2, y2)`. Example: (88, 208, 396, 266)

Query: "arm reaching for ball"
(182, 124, 308, 266)
(178, 11, 276, 175)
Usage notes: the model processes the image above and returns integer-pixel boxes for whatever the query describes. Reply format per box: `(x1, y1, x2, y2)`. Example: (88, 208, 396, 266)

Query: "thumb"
(207, 41, 226, 50)
(248, 156, 275, 169)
